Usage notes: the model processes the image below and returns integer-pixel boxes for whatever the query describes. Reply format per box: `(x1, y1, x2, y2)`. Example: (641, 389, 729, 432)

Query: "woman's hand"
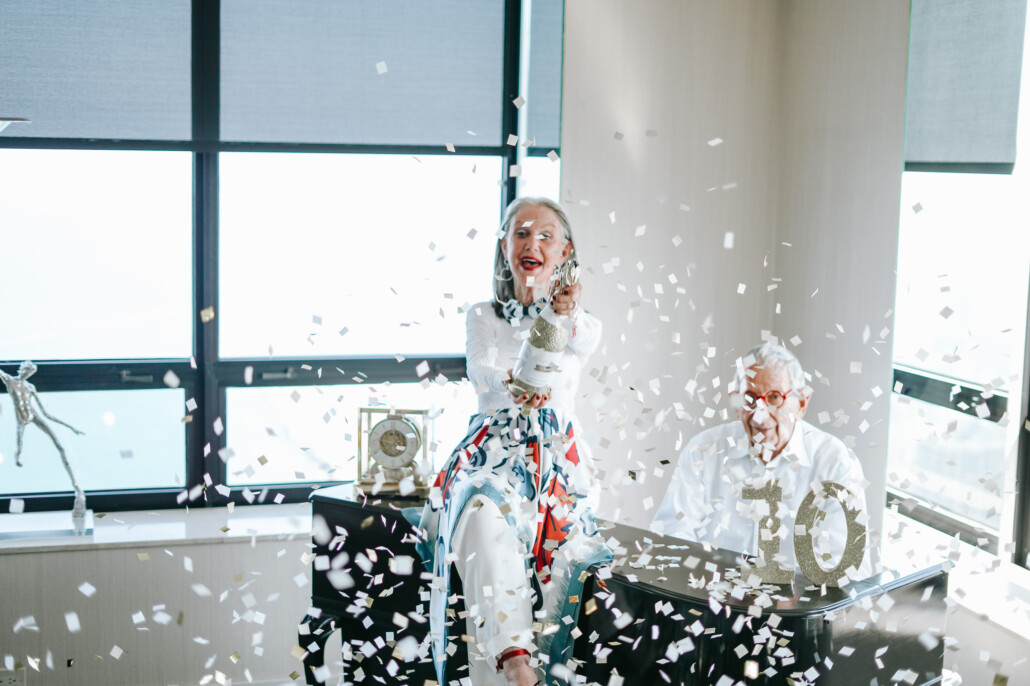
(504, 368, 552, 408)
(550, 281, 582, 317)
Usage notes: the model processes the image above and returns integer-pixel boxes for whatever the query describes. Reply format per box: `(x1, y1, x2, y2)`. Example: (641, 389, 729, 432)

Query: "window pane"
(225, 381, 478, 487)
(0, 389, 186, 495)
(221, 0, 505, 145)
(893, 171, 1030, 390)
(886, 394, 1005, 530)
(0, 150, 193, 360)
(518, 156, 561, 201)
(219, 153, 501, 358)
(525, 0, 565, 150)
(0, 0, 192, 140)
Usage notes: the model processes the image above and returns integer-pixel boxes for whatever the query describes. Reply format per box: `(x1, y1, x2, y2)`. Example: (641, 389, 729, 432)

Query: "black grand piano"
(299, 484, 947, 685)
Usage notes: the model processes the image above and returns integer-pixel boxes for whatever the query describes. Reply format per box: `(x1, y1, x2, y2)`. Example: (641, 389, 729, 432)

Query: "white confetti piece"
(9, 498, 24, 514)
(737, 283, 746, 295)
(110, 645, 123, 660)
(512, 95, 526, 109)
(163, 370, 180, 388)
(708, 137, 723, 146)
(375, 61, 388, 74)
(547, 150, 559, 162)
(723, 232, 734, 249)
(79, 582, 97, 597)
(65, 611, 81, 633)
(415, 360, 430, 377)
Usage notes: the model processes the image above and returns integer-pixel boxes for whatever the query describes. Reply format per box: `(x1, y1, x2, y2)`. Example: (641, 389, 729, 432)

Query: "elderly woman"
(418, 197, 611, 686)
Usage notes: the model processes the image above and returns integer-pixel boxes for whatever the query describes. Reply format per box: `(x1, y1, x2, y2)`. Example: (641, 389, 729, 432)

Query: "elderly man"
(652, 343, 871, 580)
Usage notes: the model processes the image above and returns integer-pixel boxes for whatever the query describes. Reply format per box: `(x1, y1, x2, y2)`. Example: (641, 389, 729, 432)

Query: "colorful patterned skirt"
(415, 406, 612, 685)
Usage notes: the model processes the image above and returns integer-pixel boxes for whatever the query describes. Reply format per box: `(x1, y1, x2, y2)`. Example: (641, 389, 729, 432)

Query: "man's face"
(734, 362, 807, 462)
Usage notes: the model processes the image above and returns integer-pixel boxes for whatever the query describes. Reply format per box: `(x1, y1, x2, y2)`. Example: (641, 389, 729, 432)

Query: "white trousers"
(451, 495, 538, 686)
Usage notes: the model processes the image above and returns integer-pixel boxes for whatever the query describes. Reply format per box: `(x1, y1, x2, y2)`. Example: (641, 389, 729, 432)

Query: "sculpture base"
(0, 509, 94, 540)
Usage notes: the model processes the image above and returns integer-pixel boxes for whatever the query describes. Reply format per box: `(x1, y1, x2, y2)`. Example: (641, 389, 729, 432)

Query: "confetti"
(375, 61, 388, 74)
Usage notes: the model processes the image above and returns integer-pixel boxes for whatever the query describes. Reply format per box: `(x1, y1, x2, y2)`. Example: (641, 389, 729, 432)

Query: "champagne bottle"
(508, 260, 579, 412)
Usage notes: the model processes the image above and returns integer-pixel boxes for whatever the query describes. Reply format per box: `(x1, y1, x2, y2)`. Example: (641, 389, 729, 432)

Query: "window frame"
(0, 0, 554, 513)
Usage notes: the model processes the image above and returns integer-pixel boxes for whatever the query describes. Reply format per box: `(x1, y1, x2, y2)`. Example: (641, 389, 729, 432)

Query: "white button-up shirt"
(652, 419, 871, 578)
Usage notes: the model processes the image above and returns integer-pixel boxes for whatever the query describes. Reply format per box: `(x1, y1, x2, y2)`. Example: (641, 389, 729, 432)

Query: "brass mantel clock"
(357, 407, 431, 498)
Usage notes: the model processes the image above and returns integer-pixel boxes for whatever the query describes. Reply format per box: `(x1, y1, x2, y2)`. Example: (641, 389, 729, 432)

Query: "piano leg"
(299, 613, 340, 685)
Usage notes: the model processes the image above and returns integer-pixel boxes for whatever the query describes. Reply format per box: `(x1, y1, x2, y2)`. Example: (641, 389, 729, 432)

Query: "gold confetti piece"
(290, 645, 306, 660)
(233, 573, 244, 583)
(584, 598, 597, 615)
(289, 670, 301, 680)
(200, 306, 215, 323)
(361, 516, 374, 529)
(258, 455, 269, 466)
(568, 595, 579, 604)
(220, 526, 230, 533)
(229, 652, 241, 664)
(137, 552, 150, 562)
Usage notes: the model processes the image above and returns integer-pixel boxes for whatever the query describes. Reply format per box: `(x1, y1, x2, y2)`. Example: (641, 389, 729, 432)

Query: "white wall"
(562, 0, 783, 526)
(774, 0, 910, 556)
(0, 511, 313, 686)
(562, 0, 909, 553)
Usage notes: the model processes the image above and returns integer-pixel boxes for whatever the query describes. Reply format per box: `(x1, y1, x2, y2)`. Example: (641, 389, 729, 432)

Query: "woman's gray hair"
(736, 343, 806, 392)
(492, 196, 576, 314)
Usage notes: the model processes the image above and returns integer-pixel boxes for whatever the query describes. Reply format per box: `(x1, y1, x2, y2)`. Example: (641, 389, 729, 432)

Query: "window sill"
(0, 502, 312, 554)
(886, 508, 1030, 640)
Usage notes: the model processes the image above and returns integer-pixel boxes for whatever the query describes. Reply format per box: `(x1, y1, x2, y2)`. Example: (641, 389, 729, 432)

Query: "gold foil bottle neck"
(528, 312, 568, 352)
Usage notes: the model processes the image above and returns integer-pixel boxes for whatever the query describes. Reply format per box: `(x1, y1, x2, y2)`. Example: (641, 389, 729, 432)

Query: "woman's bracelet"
(496, 647, 531, 671)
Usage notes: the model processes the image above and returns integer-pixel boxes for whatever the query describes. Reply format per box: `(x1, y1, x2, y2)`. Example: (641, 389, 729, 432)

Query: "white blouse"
(464, 300, 601, 415)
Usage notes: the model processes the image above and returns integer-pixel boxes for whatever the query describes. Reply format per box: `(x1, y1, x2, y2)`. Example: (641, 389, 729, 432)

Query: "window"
(0, 0, 565, 513)
(887, 2, 1030, 560)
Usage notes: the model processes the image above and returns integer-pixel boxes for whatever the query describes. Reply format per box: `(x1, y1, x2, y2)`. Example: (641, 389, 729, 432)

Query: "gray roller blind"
(0, 0, 192, 141)
(525, 0, 564, 151)
(220, 0, 505, 146)
(906, 0, 1028, 168)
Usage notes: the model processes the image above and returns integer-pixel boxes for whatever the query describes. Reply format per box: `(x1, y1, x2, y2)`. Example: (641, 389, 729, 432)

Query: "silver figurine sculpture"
(1, 361, 87, 517)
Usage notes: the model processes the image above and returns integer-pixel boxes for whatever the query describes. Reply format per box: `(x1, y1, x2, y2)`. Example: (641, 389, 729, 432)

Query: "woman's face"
(503, 204, 572, 302)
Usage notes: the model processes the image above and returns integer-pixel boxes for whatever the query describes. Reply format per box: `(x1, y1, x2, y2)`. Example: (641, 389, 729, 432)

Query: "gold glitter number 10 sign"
(740, 480, 867, 587)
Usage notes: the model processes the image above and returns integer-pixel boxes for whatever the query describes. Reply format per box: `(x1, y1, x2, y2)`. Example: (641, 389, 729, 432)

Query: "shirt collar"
(501, 297, 547, 326)
(775, 420, 811, 467)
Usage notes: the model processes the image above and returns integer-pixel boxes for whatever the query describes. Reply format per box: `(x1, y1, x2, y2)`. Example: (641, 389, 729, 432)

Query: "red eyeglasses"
(742, 389, 795, 410)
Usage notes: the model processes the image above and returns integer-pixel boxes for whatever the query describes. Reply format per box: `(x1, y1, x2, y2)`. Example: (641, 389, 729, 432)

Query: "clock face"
(368, 416, 421, 470)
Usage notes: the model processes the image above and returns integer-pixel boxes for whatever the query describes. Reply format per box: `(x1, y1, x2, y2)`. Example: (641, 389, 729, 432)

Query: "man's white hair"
(735, 342, 806, 392)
